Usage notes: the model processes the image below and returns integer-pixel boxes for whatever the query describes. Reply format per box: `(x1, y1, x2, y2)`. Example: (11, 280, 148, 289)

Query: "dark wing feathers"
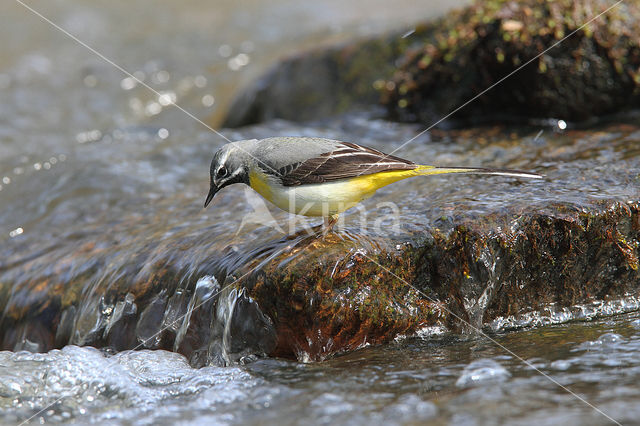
(279, 142, 416, 186)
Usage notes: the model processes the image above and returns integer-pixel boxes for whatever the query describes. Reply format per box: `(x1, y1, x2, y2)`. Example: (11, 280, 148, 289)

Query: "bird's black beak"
(204, 185, 218, 208)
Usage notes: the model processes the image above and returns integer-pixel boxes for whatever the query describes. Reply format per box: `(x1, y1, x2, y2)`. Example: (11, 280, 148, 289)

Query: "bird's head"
(204, 143, 250, 208)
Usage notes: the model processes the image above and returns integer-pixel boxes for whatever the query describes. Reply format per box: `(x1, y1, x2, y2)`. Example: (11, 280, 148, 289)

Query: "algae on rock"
(224, 0, 640, 127)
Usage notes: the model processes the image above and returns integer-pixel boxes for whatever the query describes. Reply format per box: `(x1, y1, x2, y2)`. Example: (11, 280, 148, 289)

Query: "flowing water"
(4, 313, 640, 425)
(2, 0, 640, 424)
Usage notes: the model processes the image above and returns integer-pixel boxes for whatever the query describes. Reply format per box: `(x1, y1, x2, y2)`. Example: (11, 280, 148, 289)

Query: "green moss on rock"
(383, 0, 640, 123)
(223, 0, 640, 127)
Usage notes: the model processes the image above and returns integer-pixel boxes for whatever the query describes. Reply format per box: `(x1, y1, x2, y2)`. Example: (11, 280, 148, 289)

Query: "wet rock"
(135, 291, 168, 349)
(222, 35, 409, 127)
(161, 289, 190, 341)
(55, 305, 76, 347)
(223, 0, 640, 127)
(173, 276, 220, 366)
(6, 322, 52, 353)
(236, 235, 444, 361)
(207, 286, 277, 366)
(71, 295, 111, 347)
(383, 0, 640, 124)
(103, 292, 137, 351)
(225, 199, 640, 360)
(1, 123, 639, 363)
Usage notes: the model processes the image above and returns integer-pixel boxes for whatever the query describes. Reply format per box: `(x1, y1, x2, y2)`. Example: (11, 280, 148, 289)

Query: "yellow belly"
(249, 168, 419, 217)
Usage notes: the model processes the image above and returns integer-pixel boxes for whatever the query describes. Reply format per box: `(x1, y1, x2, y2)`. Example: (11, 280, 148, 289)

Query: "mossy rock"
(2, 122, 639, 363)
(384, 0, 640, 124)
(223, 0, 640, 127)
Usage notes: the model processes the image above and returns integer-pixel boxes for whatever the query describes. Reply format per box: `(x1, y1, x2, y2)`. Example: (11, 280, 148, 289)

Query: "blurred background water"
(0, 0, 469, 247)
(1, 0, 639, 424)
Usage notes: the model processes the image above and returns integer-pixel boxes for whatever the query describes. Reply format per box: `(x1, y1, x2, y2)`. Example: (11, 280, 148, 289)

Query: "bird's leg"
(322, 214, 339, 235)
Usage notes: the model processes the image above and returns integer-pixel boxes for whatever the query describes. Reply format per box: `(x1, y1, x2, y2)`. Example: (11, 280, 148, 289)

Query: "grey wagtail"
(204, 137, 542, 228)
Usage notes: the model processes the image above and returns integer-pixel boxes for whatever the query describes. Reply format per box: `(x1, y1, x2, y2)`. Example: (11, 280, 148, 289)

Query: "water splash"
(489, 295, 640, 332)
(173, 276, 221, 358)
(456, 358, 511, 388)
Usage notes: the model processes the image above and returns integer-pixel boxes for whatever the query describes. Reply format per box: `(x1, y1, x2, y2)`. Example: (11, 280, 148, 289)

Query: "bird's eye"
(216, 166, 227, 179)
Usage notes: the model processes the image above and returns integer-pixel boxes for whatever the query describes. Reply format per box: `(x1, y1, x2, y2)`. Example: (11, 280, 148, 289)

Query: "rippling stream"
(2, 0, 640, 424)
(4, 312, 640, 424)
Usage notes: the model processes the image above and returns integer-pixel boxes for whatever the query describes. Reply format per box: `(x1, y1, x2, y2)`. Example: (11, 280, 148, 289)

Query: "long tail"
(415, 165, 543, 179)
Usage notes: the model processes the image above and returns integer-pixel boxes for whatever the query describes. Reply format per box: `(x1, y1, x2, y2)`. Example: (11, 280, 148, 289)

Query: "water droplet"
(49, 157, 58, 164)
(76, 130, 102, 144)
(145, 102, 162, 116)
(158, 91, 176, 106)
(228, 59, 240, 71)
(2, 176, 11, 184)
(401, 28, 416, 38)
(557, 119, 567, 130)
(83, 75, 98, 87)
(157, 128, 169, 139)
(194, 75, 207, 88)
(154, 70, 170, 84)
(129, 97, 143, 112)
(228, 54, 250, 71)
(43, 162, 51, 170)
(218, 44, 232, 57)
(76, 133, 87, 143)
(120, 77, 136, 90)
(9, 227, 24, 238)
(372, 79, 385, 90)
(202, 94, 215, 107)
(236, 53, 250, 66)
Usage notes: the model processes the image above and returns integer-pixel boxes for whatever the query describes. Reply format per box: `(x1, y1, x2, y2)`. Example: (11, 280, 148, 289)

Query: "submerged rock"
(223, 0, 640, 127)
(1, 123, 638, 364)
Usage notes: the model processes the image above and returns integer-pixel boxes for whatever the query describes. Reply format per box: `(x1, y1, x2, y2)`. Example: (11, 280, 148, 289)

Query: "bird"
(204, 137, 542, 230)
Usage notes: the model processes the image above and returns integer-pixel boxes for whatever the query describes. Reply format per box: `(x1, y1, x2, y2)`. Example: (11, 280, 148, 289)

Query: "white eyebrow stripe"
(218, 165, 244, 185)
(229, 167, 244, 178)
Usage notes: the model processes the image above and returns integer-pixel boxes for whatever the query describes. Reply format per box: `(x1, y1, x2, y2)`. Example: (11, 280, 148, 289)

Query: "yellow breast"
(248, 168, 275, 202)
(249, 167, 419, 217)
